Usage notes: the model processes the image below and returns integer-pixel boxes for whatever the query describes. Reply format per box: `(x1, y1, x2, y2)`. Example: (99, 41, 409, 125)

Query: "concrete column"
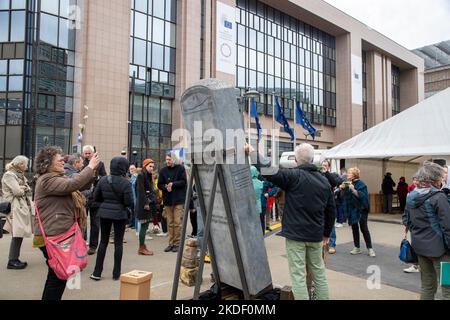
(400, 67, 424, 111)
(174, 0, 203, 135)
(74, 0, 131, 170)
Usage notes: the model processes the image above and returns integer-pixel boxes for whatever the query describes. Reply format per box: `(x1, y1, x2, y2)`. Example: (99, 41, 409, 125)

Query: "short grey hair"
(167, 151, 181, 165)
(6, 155, 29, 171)
(295, 143, 315, 165)
(416, 161, 444, 182)
(67, 154, 82, 166)
(82, 145, 94, 153)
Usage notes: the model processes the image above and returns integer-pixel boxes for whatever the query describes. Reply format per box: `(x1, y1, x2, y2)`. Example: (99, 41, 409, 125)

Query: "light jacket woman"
(2, 156, 35, 270)
(33, 146, 98, 300)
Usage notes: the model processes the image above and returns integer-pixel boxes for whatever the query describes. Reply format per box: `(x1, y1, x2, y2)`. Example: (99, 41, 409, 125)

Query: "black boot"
(7, 260, 27, 270)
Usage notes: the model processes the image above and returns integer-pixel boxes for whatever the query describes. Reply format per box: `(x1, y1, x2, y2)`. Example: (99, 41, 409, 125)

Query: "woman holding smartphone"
(341, 167, 375, 257)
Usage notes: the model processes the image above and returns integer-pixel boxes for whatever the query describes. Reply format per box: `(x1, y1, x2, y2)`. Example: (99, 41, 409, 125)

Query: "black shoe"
(113, 276, 120, 281)
(90, 274, 101, 281)
(164, 245, 174, 252)
(87, 248, 96, 255)
(171, 245, 179, 253)
(7, 260, 27, 270)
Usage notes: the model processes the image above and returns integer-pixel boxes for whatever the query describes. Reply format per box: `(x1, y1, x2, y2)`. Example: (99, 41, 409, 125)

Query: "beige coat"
(1, 169, 35, 238)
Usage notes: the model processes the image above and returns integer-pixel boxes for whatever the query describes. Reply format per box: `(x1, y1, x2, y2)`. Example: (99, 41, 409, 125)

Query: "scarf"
(72, 191, 87, 230)
(445, 166, 450, 190)
(9, 166, 32, 198)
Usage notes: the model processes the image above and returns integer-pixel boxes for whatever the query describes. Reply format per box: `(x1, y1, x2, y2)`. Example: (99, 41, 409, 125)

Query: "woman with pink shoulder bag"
(33, 146, 100, 300)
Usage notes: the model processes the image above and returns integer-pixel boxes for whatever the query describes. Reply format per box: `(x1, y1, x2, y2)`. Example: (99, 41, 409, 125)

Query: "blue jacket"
(342, 179, 370, 225)
(251, 166, 264, 214)
(403, 188, 450, 258)
(261, 181, 279, 211)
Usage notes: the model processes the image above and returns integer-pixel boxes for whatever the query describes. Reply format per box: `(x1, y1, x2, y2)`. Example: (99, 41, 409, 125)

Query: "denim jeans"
(285, 239, 329, 300)
(196, 207, 204, 252)
(336, 203, 345, 224)
(329, 226, 336, 248)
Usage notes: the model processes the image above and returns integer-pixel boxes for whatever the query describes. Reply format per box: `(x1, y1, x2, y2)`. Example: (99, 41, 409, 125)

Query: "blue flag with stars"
(274, 97, 294, 141)
(250, 98, 262, 141)
(296, 101, 317, 139)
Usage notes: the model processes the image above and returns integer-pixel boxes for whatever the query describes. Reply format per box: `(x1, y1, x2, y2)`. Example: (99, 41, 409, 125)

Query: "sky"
(322, 0, 450, 49)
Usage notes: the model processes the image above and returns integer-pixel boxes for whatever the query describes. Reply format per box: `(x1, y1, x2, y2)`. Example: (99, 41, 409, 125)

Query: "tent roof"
(323, 87, 450, 161)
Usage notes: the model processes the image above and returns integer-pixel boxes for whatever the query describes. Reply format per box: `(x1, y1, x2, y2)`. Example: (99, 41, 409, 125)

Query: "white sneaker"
(156, 232, 168, 237)
(350, 247, 362, 255)
(368, 249, 376, 257)
(145, 236, 153, 240)
(335, 223, 344, 228)
(403, 265, 420, 273)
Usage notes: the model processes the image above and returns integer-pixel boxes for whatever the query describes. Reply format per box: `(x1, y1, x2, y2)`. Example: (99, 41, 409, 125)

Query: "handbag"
(399, 233, 418, 264)
(35, 199, 88, 280)
(0, 201, 11, 215)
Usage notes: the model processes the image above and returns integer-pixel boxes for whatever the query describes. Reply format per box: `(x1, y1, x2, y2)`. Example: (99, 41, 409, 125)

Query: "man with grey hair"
(64, 154, 84, 178)
(403, 161, 450, 300)
(245, 143, 335, 300)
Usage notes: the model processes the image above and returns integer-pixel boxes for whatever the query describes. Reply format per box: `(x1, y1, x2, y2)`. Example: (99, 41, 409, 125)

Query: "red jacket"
(397, 181, 409, 198)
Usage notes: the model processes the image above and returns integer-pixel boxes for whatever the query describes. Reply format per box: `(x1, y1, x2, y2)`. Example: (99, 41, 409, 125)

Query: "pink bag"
(35, 200, 88, 280)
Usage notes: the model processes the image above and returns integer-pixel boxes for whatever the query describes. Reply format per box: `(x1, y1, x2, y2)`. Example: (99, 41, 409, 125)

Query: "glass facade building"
(235, 0, 337, 127)
(0, 0, 75, 171)
(129, 0, 176, 166)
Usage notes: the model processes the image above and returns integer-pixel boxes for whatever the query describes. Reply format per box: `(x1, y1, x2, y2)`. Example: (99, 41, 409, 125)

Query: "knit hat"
(142, 159, 154, 169)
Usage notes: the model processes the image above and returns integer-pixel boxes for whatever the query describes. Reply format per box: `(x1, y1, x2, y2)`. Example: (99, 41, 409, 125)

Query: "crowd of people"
(0, 145, 192, 300)
(1, 141, 449, 301)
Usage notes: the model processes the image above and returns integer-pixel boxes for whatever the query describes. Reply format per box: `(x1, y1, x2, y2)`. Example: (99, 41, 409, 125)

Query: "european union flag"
(250, 98, 262, 141)
(296, 101, 317, 139)
(274, 97, 294, 141)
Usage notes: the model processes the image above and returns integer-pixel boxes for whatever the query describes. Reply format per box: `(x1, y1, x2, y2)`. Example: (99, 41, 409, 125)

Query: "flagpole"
(248, 97, 251, 146)
(272, 94, 275, 159)
(293, 98, 297, 148)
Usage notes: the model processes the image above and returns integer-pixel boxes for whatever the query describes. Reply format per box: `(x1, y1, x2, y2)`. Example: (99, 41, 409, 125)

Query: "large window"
(30, 0, 75, 155)
(236, 0, 336, 127)
(392, 65, 400, 116)
(130, 0, 176, 166)
(0, 0, 28, 170)
(362, 51, 368, 131)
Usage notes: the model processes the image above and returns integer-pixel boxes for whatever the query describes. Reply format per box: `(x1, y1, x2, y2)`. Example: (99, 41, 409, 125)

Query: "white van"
(279, 150, 328, 168)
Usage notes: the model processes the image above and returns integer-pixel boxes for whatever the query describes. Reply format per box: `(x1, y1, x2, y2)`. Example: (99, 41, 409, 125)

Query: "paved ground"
(0, 217, 422, 300)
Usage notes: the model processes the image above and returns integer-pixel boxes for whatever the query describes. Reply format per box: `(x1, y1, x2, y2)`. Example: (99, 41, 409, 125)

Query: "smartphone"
(93, 146, 97, 153)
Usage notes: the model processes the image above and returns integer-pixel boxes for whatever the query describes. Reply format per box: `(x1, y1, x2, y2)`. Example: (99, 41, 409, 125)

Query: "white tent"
(323, 87, 450, 162)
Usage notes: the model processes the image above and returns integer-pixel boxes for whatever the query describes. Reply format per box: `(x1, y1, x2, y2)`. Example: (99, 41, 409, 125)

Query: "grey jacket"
(403, 187, 450, 258)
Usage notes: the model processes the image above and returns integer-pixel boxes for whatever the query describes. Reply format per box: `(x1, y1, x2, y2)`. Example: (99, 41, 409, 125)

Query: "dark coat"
(382, 175, 396, 195)
(83, 158, 107, 209)
(135, 169, 157, 221)
(94, 157, 132, 221)
(403, 188, 450, 257)
(251, 152, 336, 242)
(157, 164, 187, 206)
